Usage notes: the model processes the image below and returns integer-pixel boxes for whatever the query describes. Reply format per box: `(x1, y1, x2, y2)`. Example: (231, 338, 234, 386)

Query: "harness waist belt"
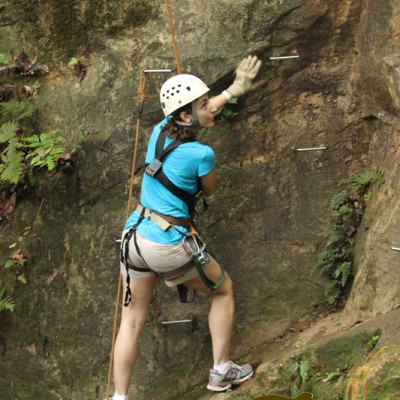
(136, 204, 190, 231)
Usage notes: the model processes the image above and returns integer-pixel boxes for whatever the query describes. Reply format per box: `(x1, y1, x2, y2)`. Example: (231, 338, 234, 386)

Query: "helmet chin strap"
(175, 101, 200, 128)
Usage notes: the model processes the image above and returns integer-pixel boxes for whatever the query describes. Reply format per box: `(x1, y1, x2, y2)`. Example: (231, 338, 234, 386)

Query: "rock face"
(346, 345, 400, 400)
(0, 0, 399, 399)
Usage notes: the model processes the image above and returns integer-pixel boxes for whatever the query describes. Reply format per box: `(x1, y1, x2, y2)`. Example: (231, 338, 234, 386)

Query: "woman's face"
(193, 93, 217, 128)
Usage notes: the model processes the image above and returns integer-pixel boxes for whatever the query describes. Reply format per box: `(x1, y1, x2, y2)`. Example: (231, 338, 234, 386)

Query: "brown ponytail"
(161, 103, 198, 142)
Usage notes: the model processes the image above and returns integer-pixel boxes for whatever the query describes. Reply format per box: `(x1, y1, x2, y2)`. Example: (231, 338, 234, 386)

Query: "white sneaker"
(207, 361, 253, 391)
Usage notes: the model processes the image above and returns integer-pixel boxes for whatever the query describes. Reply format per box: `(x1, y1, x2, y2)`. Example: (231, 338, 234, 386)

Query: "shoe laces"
(226, 363, 244, 378)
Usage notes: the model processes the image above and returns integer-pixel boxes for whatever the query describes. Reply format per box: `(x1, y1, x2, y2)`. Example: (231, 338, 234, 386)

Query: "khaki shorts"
(120, 231, 199, 287)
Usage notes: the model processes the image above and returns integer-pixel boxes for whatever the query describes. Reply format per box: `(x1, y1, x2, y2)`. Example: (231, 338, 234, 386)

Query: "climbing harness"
(120, 203, 191, 306)
(120, 201, 225, 307)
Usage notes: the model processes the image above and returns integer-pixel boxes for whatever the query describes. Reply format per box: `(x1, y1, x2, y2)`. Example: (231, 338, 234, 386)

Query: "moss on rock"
(346, 345, 400, 400)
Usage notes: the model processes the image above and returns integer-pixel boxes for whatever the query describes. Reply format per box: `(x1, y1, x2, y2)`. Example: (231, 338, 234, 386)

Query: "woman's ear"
(179, 111, 192, 123)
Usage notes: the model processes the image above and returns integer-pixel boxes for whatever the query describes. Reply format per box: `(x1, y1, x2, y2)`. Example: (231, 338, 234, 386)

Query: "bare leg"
(113, 275, 156, 395)
(183, 257, 234, 365)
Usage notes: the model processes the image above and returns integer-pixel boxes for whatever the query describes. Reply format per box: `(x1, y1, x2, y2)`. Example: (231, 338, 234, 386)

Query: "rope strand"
(165, 0, 182, 74)
(105, 70, 147, 400)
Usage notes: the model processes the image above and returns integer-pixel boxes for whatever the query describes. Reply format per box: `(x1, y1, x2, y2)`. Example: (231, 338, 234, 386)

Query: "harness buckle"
(145, 159, 163, 177)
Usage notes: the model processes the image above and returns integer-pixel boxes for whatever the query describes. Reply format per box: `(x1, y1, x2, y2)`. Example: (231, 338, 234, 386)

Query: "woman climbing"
(112, 55, 262, 399)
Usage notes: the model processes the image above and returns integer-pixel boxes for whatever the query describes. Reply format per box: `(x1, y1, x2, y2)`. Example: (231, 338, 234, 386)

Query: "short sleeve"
(198, 146, 215, 177)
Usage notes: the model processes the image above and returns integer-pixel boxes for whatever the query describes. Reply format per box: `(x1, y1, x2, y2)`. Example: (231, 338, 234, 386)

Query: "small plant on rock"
(290, 360, 310, 397)
(0, 287, 15, 313)
(0, 104, 64, 185)
(311, 168, 385, 305)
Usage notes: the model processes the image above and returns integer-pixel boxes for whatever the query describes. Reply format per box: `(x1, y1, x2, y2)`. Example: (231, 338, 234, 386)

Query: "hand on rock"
(227, 55, 262, 98)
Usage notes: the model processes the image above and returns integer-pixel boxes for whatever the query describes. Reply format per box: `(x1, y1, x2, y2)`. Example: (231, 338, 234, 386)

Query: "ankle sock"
(113, 393, 129, 400)
(213, 360, 231, 374)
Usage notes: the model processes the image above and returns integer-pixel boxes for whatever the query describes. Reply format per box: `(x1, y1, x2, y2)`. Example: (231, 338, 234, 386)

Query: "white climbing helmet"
(160, 74, 210, 117)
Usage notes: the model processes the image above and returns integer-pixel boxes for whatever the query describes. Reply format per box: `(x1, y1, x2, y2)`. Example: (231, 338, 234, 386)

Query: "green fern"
(27, 168, 37, 185)
(310, 250, 334, 277)
(23, 130, 64, 171)
(348, 167, 385, 194)
(0, 122, 25, 184)
(312, 168, 385, 305)
(0, 100, 37, 124)
(0, 124, 65, 184)
(326, 233, 344, 246)
(338, 262, 351, 287)
(0, 151, 24, 184)
(330, 191, 348, 209)
(0, 287, 15, 313)
(363, 190, 373, 202)
(0, 122, 17, 144)
(0, 123, 25, 184)
(299, 361, 309, 384)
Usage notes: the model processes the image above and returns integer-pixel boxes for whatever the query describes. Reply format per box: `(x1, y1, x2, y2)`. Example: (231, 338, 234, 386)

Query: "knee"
(211, 273, 233, 298)
(121, 314, 147, 335)
(121, 304, 149, 334)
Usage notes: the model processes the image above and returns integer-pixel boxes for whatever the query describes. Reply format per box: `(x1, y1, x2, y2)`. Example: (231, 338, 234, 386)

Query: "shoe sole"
(231, 370, 254, 385)
(207, 371, 254, 392)
(207, 382, 233, 392)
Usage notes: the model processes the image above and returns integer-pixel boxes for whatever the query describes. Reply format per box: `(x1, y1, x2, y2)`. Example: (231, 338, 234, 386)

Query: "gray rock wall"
(0, 0, 399, 399)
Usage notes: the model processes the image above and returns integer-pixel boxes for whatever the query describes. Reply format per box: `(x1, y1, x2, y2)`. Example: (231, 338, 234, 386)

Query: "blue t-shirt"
(125, 118, 215, 244)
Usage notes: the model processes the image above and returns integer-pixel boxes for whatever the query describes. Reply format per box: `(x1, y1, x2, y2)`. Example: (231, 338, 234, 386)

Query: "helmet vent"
(186, 86, 191, 91)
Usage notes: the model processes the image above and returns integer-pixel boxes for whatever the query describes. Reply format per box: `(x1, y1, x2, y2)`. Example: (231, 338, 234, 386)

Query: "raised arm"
(209, 55, 262, 111)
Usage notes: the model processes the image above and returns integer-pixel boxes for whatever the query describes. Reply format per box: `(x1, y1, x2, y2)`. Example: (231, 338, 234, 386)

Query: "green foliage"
(347, 168, 385, 194)
(324, 370, 343, 382)
(367, 334, 380, 350)
(68, 57, 79, 68)
(0, 122, 24, 184)
(290, 360, 310, 397)
(5, 257, 27, 282)
(32, 80, 41, 92)
(311, 168, 385, 305)
(291, 360, 309, 385)
(0, 53, 10, 65)
(215, 98, 238, 120)
(0, 150, 24, 184)
(0, 287, 15, 313)
(0, 100, 37, 125)
(1, 258, 27, 314)
(23, 130, 64, 171)
(0, 121, 65, 185)
(5, 257, 27, 269)
(0, 121, 18, 143)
